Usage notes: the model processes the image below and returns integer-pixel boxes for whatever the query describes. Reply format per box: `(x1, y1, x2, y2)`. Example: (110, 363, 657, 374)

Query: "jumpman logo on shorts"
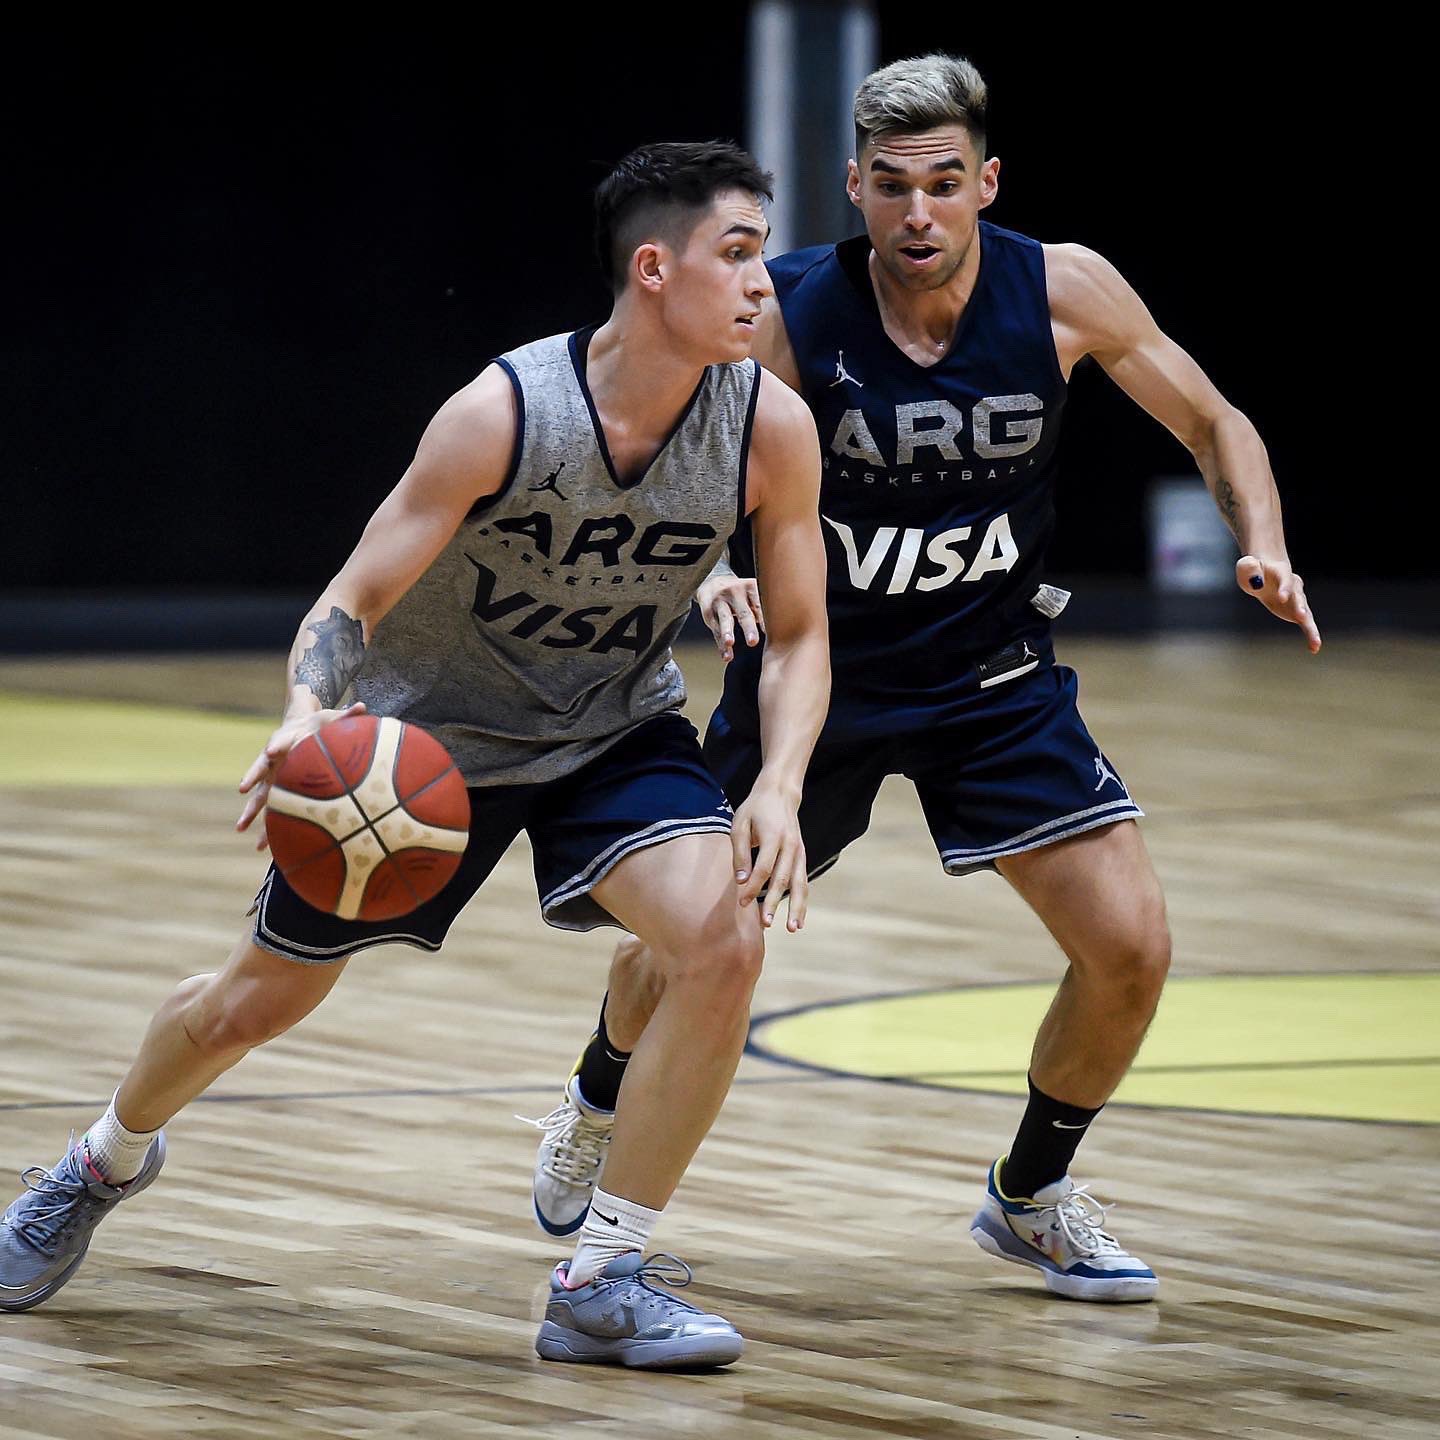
(829, 350, 863, 389)
(529, 462, 568, 500)
(1093, 754, 1122, 792)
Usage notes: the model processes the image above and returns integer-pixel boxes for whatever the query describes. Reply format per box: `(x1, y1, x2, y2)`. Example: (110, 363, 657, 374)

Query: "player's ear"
(978, 156, 1000, 212)
(633, 243, 665, 294)
(845, 158, 863, 211)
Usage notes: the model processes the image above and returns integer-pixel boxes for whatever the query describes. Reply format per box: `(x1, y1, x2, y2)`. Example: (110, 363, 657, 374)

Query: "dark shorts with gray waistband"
(249, 712, 733, 963)
(704, 640, 1142, 881)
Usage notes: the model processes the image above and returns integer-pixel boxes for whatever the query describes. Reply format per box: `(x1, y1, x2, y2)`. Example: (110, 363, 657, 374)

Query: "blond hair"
(854, 53, 988, 155)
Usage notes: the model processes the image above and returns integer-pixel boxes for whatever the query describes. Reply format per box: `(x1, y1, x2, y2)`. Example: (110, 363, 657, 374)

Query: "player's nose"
(746, 258, 774, 302)
(904, 191, 933, 228)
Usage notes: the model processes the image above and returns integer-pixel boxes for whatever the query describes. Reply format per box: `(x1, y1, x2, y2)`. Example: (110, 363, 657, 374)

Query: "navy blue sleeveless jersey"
(722, 221, 1067, 740)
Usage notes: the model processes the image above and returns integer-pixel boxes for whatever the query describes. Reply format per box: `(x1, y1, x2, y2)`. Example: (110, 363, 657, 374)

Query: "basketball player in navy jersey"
(1, 143, 831, 1367)
(532, 57, 1320, 1303)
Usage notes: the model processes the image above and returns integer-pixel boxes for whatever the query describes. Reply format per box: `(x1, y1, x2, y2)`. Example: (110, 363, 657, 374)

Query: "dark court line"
(0, 1069, 842, 1116)
(904, 1055, 1440, 1081)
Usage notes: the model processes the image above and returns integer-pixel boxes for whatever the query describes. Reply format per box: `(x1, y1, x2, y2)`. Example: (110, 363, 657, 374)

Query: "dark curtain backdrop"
(5, 19, 1410, 594)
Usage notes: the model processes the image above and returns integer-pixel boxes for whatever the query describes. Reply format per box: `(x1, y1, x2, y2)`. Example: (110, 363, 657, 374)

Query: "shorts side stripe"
(253, 871, 442, 962)
(541, 816, 734, 915)
(939, 798, 1144, 867)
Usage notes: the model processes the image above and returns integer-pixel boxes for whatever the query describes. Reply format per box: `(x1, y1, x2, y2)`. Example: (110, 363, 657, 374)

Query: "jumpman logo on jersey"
(1019, 641, 1037, 663)
(529, 462, 568, 500)
(829, 350, 863, 389)
(1093, 754, 1122, 792)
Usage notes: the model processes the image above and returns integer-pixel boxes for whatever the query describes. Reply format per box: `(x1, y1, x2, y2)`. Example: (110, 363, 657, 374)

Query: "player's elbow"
(764, 598, 830, 654)
(1182, 399, 1247, 464)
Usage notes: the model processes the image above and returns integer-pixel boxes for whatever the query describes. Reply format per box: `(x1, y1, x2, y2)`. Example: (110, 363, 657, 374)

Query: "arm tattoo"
(1214, 476, 1242, 540)
(295, 606, 365, 707)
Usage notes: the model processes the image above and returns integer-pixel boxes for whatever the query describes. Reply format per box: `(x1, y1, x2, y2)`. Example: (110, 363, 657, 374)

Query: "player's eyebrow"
(869, 156, 967, 175)
(721, 222, 770, 243)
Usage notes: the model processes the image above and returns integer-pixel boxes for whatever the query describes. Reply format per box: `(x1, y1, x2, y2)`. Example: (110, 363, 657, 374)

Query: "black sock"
(573, 995, 631, 1112)
(1000, 1075, 1103, 1200)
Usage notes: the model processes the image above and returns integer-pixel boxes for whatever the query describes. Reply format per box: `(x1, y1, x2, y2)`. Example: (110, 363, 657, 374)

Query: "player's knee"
(610, 933, 663, 1005)
(172, 973, 214, 1006)
(707, 922, 766, 998)
(666, 917, 764, 1000)
(1113, 908, 1172, 1014)
(611, 933, 648, 975)
(184, 973, 317, 1057)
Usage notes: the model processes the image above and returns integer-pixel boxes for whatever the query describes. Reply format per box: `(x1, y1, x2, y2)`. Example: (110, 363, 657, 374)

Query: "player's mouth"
(735, 312, 759, 329)
(898, 242, 942, 266)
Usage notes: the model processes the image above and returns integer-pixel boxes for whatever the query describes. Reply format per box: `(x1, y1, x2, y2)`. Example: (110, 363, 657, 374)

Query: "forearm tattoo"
(295, 606, 365, 707)
(1214, 476, 1242, 540)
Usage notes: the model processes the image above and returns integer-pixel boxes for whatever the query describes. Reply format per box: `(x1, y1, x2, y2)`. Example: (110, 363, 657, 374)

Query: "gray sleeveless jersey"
(351, 329, 759, 786)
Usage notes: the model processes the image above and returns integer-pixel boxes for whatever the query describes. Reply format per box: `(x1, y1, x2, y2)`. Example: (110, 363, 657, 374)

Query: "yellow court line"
(0, 692, 270, 787)
(752, 974, 1440, 1125)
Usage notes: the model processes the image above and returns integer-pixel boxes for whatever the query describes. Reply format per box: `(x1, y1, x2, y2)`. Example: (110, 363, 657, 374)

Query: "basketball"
(264, 715, 469, 921)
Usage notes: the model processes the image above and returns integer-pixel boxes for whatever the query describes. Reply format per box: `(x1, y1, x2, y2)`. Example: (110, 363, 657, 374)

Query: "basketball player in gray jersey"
(1, 143, 830, 1370)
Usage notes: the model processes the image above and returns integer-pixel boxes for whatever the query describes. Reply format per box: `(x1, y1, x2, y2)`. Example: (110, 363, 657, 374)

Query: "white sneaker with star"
(969, 1157, 1158, 1302)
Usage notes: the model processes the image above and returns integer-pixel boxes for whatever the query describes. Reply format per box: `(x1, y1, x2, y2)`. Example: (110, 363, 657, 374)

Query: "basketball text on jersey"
(828, 393, 1045, 473)
(823, 512, 1018, 595)
(465, 514, 719, 655)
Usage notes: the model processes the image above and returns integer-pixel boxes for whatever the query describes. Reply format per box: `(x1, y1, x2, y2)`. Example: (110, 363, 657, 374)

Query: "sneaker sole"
(0, 1241, 94, 1313)
(0, 1132, 167, 1314)
(532, 1194, 589, 1238)
(970, 1206, 1158, 1304)
(535, 1321, 743, 1369)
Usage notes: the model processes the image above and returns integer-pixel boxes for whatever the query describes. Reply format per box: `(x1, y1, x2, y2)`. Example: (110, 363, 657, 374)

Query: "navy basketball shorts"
(249, 712, 734, 963)
(704, 643, 1143, 881)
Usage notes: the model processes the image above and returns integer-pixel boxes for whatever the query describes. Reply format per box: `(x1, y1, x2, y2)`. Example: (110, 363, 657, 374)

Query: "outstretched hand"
(699, 574, 765, 663)
(235, 701, 368, 847)
(1236, 555, 1321, 654)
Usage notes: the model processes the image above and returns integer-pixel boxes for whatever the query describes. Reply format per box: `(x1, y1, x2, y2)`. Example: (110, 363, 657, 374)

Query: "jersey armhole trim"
(465, 356, 526, 520)
(736, 359, 762, 532)
(1035, 245, 1071, 392)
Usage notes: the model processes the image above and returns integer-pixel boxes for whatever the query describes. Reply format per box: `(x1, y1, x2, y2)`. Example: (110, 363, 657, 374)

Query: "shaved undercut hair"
(854, 53, 988, 158)
(594, 140, 773, 296)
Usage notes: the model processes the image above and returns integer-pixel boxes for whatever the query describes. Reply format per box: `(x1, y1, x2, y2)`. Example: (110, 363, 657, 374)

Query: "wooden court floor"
(1, 635, 1437, 1439)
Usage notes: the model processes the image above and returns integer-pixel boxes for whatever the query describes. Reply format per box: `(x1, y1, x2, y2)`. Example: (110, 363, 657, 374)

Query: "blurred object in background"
(1148, 476, 1234, 594)
(748, 0, 877, 255)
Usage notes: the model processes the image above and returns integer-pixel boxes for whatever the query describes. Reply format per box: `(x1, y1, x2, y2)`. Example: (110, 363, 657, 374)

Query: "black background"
(5, 17, 1413, 597)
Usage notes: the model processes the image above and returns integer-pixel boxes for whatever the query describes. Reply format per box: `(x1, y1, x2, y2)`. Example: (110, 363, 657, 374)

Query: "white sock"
(84, 1095, 159, 1184)
(566, 1188, 660, 1287)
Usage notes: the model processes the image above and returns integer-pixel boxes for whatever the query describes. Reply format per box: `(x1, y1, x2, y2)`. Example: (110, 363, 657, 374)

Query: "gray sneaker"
(0, 1133, 166, 1312)
(535, 1251, 744, 1368)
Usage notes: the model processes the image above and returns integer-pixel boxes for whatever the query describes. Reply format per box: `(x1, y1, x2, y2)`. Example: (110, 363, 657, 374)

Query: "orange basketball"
(265, 715, 469, 921)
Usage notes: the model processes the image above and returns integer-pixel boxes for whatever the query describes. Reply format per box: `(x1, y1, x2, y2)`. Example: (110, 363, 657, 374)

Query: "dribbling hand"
(1235, 555, 1321, 654)
(699, 574, 765, 663)
(235, 701, 368, 848)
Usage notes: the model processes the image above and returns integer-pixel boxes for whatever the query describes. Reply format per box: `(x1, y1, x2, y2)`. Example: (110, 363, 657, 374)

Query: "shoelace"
(9, 1156, 95, 1256)
(624, 1253, 702, 1316)
(516, 1100, 612, 1184)
(1050, 1185, 1125, 1258)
